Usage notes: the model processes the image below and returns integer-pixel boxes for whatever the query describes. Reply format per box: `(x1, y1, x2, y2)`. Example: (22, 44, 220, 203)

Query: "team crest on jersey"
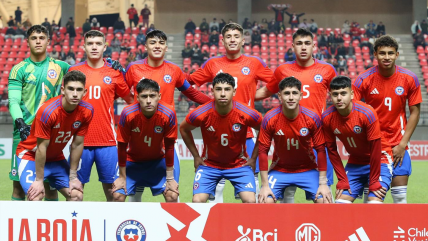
(163, 74, 172, 83)
(299, 127, 309, 136)
(232, 123, 242, 132)
(154, 126, 163, 133)
(353, 125, 362, 134)
(313, 74, 323, 83)
(395, 86, 404, 96)
(193, 182, 199, 190)
(73, 121, 82, 129)
(241, 67, 250, 75)
(116, 219, 147, 241)
(103, 76, 112, 85)
(47, 69, 57, 79)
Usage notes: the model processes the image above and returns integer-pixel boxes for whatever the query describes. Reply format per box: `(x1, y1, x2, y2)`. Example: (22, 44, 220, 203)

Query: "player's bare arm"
(68, 135, 85, 196)
(179, 120, 206, 170)
(255, 86, 274, 101)
(393, 104, 420, 167)
(122, 92, 135, 104)
(244, 138, 258, 172)
(258, 171, 276, 203)
(112, 141, 128, 194)
(28, 138, 49, 201)
(164, 138, 179, 196)
(316, 171, 332, 203)
(368, 138, 386, 200)
(325, 141, 351, 199)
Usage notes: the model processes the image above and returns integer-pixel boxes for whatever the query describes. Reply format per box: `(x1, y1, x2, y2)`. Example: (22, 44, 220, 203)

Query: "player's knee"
(69, 191, 83, 201)
(266, 197, 276, 203)
(192, 195, 208, 203)
(113, 193, 126, 202)
(241, 194, 256, 203)
(28, 193, 44, 201)
(164, 192, 178, 203)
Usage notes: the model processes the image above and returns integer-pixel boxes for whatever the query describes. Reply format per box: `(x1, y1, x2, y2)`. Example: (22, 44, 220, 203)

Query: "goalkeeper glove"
(106, 58, 125, 73)
(15, 118, 31, 141)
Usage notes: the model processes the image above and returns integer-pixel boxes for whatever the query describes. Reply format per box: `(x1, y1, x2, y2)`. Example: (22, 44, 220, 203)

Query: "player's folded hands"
(164, 180, 179, 195)
(28, 180, 45, 201)
(316, 185, 333, 203)
(69, 179, 84, 195)
(258, 186, 276, 203)
(112, 177, 127, 195)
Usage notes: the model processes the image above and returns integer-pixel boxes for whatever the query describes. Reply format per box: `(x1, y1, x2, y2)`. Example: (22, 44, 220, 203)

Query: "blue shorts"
(115, 158, 179, 196)
(341, 163, 392, 200)
(77, 146, 118, 184)
(392, 150, 412, 176)
(246, 138, 259, 174)
(193, 165, 256, 197)
(313, 147, 334, 186)
(17, 157, 70, 194)
(266, 169, 321, 201)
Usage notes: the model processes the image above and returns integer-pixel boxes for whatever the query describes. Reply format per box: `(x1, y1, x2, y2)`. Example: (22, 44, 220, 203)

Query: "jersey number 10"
(88, 86, 101, 99)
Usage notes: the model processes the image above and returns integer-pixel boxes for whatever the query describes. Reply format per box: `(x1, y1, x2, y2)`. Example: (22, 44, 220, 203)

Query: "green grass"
(1, 159, 428, 203)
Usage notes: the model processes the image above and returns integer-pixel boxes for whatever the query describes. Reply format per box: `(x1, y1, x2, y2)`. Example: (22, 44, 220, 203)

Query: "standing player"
(255, 28, 337, 203)
(68, 30, 133, 201)
(125, 29, 211, 202)
(187, 23, 273, 202)
(258, 77, 332, 204)
(353, 35, 422, 203)
(323, 76, 392, 203)
(180, 73, 262, 203)
(16, 71, 93, 201)
(112, 79, 179, 202)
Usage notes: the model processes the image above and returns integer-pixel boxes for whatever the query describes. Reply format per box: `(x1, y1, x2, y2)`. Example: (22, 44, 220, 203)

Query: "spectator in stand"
(22, 19, 31, 29)
(53, 31, 64, 46)
(182, 43, 194, 58)
(127, 4, 138, 27)
(350, 22, 361, 41)
(279, 22, 286, 34)
(268, 4, 289, 30)
(7, 16, 14, 27)
(80, 52, 87, 62)
(114, 17, 126, 34)
(252, 21, 260, 32)
(200, 18, 209, 33)
(219, 19, 226, 32)
(411, 20, 421, 37)
(210, 18, 220, 32)
(104, 42, 112, 58)
(14, 7, 22, 25)
(337, 56, 347, 75)
(364, 60, 373, 70)
(184, 18, 196, 35)
(421, 20, 428, 35)
(0, 16, 3, 29)
(66, 17, 76, 46)
(242, 18, 252, 31)
(51, 20, 59, 32)
(366, 25, 376, 38)
(82, 19, 91, 35)
(65, 55, 75, 65)
(209, 29, 219, 46)
(126, 51, 136, 65)
(15, 26, 26, 39)
(251, 30, 261, 47)
(202, 49, 209, 62)
(42, 18, 51, 34)
(121, 39, 131, 52)
(50, 49, 59, 59)
(260, 18, 268, 34)
(191, 45, 203, 65)
(413, 31, 426, 49)
(201, 30, 210, 45)
(136, 29, 146, 46)
(318, 31, 329, 48)
(140, 4, 151, 28)
(376, 21, 385, 35)
(268, 18, 277, 34)
(334, 33, 344, 44)
(91, 17, 100, 30)
(67, 48, 76, 60)
(330, 55, 339, 69)
(285, 10, 305, 29)
(308, 19, 318, 34)
(147, 24, 155, 33)
(298, 19, 309, 29)
(365, 20, 376, 29)
(342, 20, 350, 34)
(328, 32, 336, 45)
(4, 27, 15, 39)
(337, 43, 347, 58)
(111, 36, 121, 52)
(135, 48, 145, 60)
(329, 44, 338, 58)
(59, 49, 67, 61)
(284, 48, 295, 62)
(243, 31, 251, 46)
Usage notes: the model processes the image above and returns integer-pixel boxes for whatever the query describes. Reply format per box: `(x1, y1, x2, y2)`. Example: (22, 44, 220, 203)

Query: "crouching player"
(180, 73, 262, 203)
(16, 71, 93, 201)
(258, 77, 332, 203)
(322, 76, 392, 203)
(112, 79, 179, 202)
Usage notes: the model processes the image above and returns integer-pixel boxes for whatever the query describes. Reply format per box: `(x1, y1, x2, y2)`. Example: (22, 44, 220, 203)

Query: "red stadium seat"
(418, 53, 426, 60)
(425, 46, 428, 54)
(268, 40, 276, 47)
(325, 28, 332, 35)
(269, 52, 277, 60)
(252, 45, 260, 54)
(111, 52, 119, 59)
(209, 45, 218, 55)
(362, 46, 370, 53)
(285, 34, 292, 41)
(421, 66, 428, 73)
(262, 98, 271, 109)
(417, 46, 425, 54)
(100, 27, 107, 34)
(285, 40, 292, 48)
(201, 44, 209, 53)
(183, 58, 191, 65)
(334, 28, 341, 35)
(271, 98, 280, 108)
(8, 52, 17, 58)
(59, 27, 67, 34)
(318, 28, 324, 35)
(219, 46, 226, 54)
(261, 46, 268, 53)
(185, 33, 193, 41)
(131, 27, 139, 35)
(261, 39, 268, 47)
(125, 27, 131, 34)
(261, 34, 268, 41)
(423, 72, 428, 80)
(261, 52, 268, 59)
(46, 45, 52, 53)
(194, 33, 201, 41)
(357, 65, 365, 73)
(348, 65, 356, 72)
(278, 58, 285, 65)
(354, 46, 361, 53)
(356, 59, 364, 67)
(193, 39, 201, 48)
(244, 45, 251, 54)
(123, 34, 131, 41)
(195, 27, 201, 34)
(277, 46, 286, 54)
(277, 33, 284, 41)
(277, 39, 284, 47)
(269, 33, 276, 41)
(373, 59, 378, 66)
(63, 45, 70, 54)
(352, 40, 360, 47)
(418, 58, 426, 66)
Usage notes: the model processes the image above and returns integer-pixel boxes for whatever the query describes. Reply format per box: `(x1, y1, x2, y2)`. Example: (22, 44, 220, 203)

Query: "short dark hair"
(212, 73, 235, 88)
(63, 70, 86, 86)
(136, 78, 160, 94)
(84, 30, 105, 42)
(278, 77, 302, 91)
(329, 76, 352, 90)
(146, 29, 167, 41)
(292, 28, 313, 41)
(373, 35, 398, 52)
(27, 25, 49, 39)
(221, 23, 243, 37)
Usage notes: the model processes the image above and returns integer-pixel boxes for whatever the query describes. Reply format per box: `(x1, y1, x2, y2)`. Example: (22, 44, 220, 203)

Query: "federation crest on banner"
(116, 220, 147, 241)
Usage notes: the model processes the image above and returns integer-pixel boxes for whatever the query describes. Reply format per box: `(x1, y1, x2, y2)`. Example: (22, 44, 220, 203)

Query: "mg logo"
(295, 223, 321, 241)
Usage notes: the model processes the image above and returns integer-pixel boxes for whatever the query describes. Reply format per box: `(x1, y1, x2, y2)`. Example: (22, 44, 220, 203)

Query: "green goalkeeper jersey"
(8, 57, 70, 125)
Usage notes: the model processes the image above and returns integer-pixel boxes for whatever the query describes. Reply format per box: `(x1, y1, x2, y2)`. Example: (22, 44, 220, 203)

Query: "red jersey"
(117, 101, 177, 163)
(267, 59, 337, 116)
(188, 54, 273, 138)
(185, 100, 262, 169)
(353, 66, 422, 146)
(259, 106, 325, 173)
(16, 96, 93, 162)
(125, 59, 190, 108)
(68, 60, 130, 146)
(322, 101, 392, 165)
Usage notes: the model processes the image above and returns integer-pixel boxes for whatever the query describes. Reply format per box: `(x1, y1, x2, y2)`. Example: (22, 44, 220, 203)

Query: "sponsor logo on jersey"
(154, 126, 163, 133)
(313, 74, 323, 83)
(232, 123, 242, 132)
(333, 128, 341, 134)
(245, 183, 254, 188)
(299, 127, 309, 136)
(73, 121, 82, 129)
(353, 125, 362, 134)
(103, 76, 112, 85)
(395, 86, 404, 96)
(347, 227, 370, 241)
(275, 129, 284, 135)
(53, 123, 61, 129)
(132, 127, 140, 133)
(47, 69, 57, 79)
(236, 225, 278, 241)
(241, 67, 250, 75)
(370, 88, 379, 94)
(193, 182, 199, 190)
(163, 74, 172, 83)
(116, 219, 147, 241)
(207, 126, 215, 132)
(295, 223, 320, 241)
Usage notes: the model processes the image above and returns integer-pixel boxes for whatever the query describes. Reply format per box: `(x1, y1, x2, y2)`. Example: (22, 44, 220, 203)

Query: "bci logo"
(236, 225, 278, 241)
(295, 223, 321, 241)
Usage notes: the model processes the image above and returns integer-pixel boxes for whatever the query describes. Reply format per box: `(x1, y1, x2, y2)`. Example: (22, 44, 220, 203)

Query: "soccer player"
(112, 79, 179, 202)
(15, 70, 93, 201)
(187, 23, 273, 202)
(180, 73, 262, 203)
(255, 28, 337, 203)
(353, 35, 422, 203)
(125, 29, 211, 202)
(68, 30, 133, 201)
(323, 76, 392, 203)
(258, 77, 332, 204)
